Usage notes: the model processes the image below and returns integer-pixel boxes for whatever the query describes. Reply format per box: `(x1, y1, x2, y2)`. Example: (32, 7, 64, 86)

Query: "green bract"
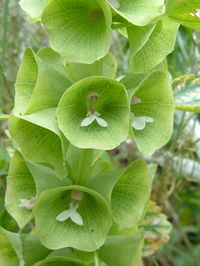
(14, 48, 70, 115)
(34, 186, 112, 251)
(19, 0, 50, 21)
(41, 0, 112, 63)
(64, 53, 117, 83)
(99, 230, 144, 266)
(108, 0, 165, 26)
(9, 109, 68, 179)
(128, 18, 179, 73)
(5, 152, 36, 228)
(57, 77, 130, 150)
(111, 160, 153, 229)
(123, 70, 174, 154)
(166, 0, 200, 29)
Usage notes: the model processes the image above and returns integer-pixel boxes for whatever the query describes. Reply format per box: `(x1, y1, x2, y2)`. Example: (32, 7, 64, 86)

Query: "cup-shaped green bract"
(108, 0, 165, 26)
(64, 53, 117, 83)
(128, 18, 179, 74)
(129, 71, 174, 155)
(99, 230, 144, 266)
(14, 48, 71, 115)
(5, 152, 36, 229)
(0, 228, 19, 265)
(57, 77, 130, 150)
(34, 186, 112, 251)
(19, 0, 50, 21)
(0, 228, 50, 266)
(41, 0, 112, 64)
(111, 160, 153, 230)
(9, 109, 68, 179)
(166, 0, 200, 29)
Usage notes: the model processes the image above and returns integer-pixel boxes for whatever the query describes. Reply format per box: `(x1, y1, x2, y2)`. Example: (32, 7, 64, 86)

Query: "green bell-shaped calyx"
(5, 152, 36, 228)
(128, 70, 174, 155)
(57, 77, 130, 150)
(19, 0, 50, 21)
(166, 0, 200, 29)
(9, 109, 68, 179)
(111, 160, 153, 230)
(14, 48, 71, 115)
(108, 0, 165, 26)
(41, 0, 112, 63)
(64, 52, 117, 83)
(34, 186, 112, 251)
(128, 18, 179, 74)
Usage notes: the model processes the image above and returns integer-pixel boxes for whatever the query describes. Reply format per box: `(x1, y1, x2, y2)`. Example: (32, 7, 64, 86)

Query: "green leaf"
(9, 109, 68, 179)
(99, 230, 144, 266)
(19, 0, 50, 21)
(128, 18, 179, 74)
(111, 160, 153, 229)
(57, 76, 130, 150)
(108, 0, 165, 26)
(166, 0, 200, 29)
(14, 48, 71, 115)
(175, 82, 200, 112)
(0, 227, 19, 266)
(129, 71, 174, 155)
(41, 0, 112, 63)
(34, 186, 112, 251)
(5, 152, 36, 228)
(65, 53, 117, 83)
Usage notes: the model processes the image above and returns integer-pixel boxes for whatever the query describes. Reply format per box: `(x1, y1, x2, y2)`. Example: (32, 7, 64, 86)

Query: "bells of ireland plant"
(41, 0, 112, 63)
(57, 76, 130, 150)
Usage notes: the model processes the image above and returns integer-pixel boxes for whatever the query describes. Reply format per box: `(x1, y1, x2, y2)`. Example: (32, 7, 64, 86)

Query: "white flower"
(195, 9, 200, 18)
(132, 97, 141, 105)
(131, 112, 154, 130)
(81, 111, 108, 128)
(19, 197, 36, 210)
(56, 202, 83, 226)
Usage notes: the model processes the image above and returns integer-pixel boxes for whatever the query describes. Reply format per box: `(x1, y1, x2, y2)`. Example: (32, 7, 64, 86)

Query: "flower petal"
(56, 210, 71, 222)
(96, 117, 108, 127)
(81, 116, 95, 127)
(70, 210, 84, 226)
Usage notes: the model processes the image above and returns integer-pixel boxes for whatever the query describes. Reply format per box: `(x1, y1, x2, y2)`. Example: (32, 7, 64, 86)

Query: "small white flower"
(132, 97, 141, 105)
(108, 0, 120, 9)
(195, 9, 200, 18)
(19, 197, 36, 210)
(131, 112, 154, 130)
(56, 202, 83, 226)
(81, 111, 108, 128)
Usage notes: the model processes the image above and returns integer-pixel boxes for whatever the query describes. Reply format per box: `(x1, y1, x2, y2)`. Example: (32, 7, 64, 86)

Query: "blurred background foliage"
(0, 1, 200, 266)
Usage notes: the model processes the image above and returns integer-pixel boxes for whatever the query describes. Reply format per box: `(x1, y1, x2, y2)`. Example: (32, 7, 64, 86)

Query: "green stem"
(19, 230, 25, 266)
(94, 252, 99, 266)
(0, 113, 10, 120)
(76, 149, 93, 185)
(0, 0, 10, 111)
